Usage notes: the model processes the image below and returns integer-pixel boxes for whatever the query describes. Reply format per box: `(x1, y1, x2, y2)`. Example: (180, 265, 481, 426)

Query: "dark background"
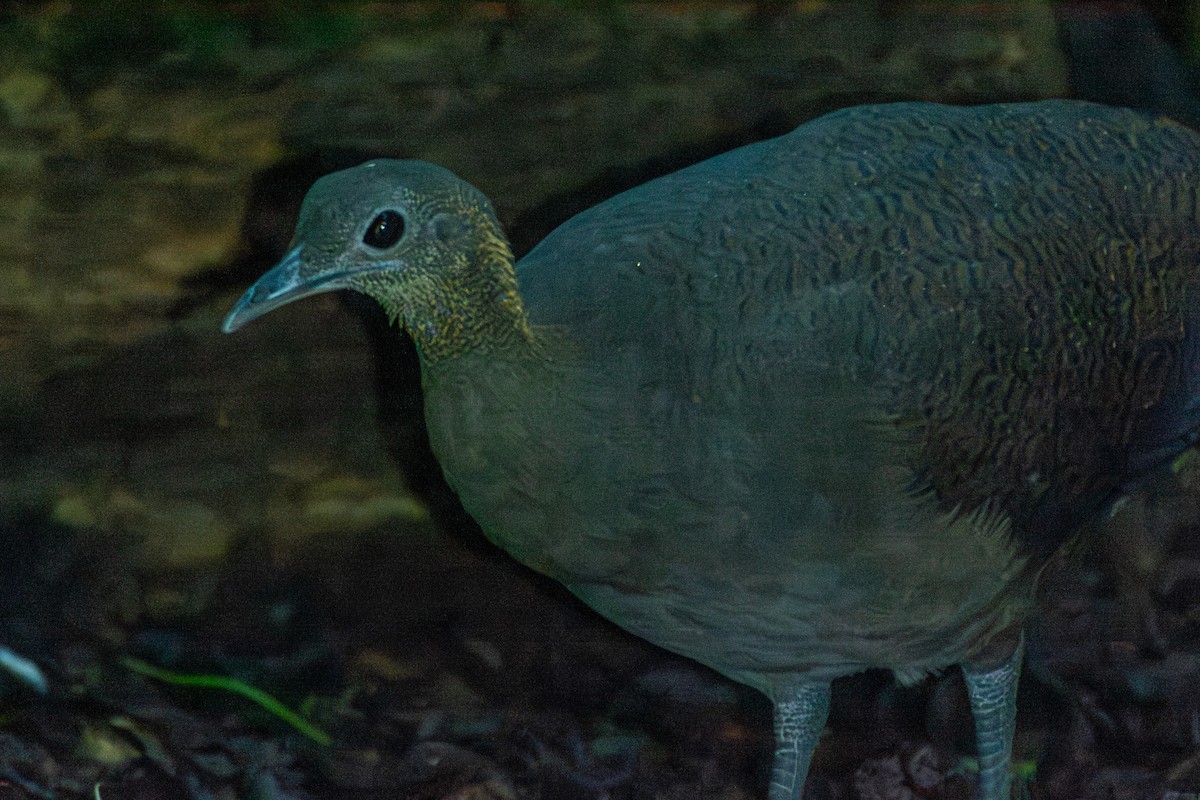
(0, 2, 1198, 798)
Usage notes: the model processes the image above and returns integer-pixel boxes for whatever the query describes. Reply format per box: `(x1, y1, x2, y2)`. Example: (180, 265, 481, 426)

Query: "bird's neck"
(389, 236, 536, 363)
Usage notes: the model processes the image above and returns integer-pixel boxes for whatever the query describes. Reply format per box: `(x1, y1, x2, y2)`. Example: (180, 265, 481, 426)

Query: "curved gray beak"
(222, 245, 355, 333)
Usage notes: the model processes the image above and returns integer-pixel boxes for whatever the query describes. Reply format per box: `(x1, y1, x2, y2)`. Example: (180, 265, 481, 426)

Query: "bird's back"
(517, 101, 1200, 550)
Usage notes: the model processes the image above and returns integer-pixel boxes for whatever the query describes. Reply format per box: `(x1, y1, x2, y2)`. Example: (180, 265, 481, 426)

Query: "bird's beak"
(222, 245, 357, 333)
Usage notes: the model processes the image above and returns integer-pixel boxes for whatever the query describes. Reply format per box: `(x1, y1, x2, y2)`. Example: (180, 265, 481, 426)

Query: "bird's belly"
(426, 357, 1032, 691)
(560, 483, 1031, 692)
(450, 426, 1030, 692)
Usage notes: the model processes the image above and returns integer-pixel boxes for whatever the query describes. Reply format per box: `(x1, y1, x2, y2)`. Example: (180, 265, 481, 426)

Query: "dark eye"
(363, 210, 405, 249)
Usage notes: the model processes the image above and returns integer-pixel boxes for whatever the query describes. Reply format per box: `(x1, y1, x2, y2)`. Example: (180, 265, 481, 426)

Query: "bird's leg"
(769, 681, 830, 800)
(962, 632, 1024, 800)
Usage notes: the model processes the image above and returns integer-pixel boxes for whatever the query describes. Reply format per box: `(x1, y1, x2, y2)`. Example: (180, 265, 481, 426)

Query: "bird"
(223, 100, 1200, 799)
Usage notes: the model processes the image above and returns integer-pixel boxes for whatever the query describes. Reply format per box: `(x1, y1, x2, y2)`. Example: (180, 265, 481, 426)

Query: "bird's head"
(223, 160, 523, 358)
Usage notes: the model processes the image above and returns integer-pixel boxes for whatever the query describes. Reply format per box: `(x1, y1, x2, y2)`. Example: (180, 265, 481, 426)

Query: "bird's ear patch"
(430, 213, 470, 243)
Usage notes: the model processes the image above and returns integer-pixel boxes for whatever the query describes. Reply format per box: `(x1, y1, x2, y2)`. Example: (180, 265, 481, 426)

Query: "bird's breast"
(419, 347, 1032, 685)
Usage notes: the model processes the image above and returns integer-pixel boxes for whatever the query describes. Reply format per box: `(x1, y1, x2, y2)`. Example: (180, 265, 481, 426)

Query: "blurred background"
(0, 1, 1199, 798)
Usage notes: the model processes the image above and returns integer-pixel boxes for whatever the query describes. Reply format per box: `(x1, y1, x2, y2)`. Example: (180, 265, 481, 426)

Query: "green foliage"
(122, 657, 332, 746)
(1190, 7, 1200, 65)
(46, 3, 181, 91)
(25, 2, 362, 93)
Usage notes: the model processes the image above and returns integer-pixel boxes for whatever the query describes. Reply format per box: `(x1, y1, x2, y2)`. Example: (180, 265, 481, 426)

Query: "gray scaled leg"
(769, 682, 831, 800)
(962, 633, 1024, 800)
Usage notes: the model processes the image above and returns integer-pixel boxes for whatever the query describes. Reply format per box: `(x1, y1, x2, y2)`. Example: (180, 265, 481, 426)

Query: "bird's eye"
(363, 210, 405, 249)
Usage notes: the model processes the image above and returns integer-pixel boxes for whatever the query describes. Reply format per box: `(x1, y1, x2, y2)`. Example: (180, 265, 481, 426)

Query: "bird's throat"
(399, 248, 535, 363)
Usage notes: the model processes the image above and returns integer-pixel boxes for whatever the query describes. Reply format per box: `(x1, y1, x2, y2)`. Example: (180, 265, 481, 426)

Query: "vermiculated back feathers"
(517, 101, 1200, 556)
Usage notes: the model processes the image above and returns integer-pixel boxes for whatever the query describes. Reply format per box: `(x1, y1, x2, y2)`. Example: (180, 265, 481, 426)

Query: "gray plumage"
(225, 101, 1200, 799)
